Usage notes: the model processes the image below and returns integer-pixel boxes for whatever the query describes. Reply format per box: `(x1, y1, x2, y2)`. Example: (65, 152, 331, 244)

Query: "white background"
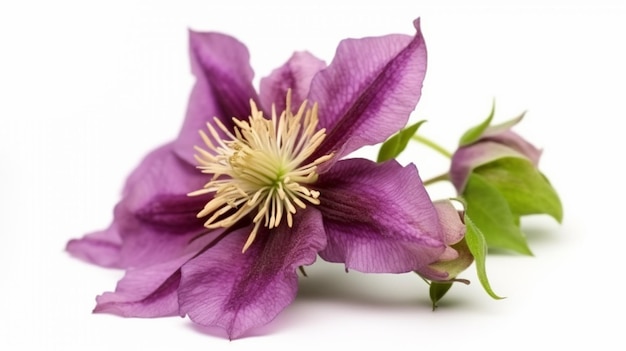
(1, 0, 623, 349)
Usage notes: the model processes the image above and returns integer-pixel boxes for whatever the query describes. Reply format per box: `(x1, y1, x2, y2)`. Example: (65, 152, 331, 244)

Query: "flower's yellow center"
(188, 91, 333, 252)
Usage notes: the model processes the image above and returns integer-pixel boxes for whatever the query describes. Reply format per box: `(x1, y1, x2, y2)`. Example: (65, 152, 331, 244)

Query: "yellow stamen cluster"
(188, 91, 332, 252)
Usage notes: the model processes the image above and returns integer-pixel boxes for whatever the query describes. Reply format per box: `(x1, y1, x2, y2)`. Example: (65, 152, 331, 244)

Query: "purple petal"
(315, 158, 445, 273)
(484, 130, 542, 166)
(416, 200, 465, 281)
(259, 51, 326, 112)
(121, 143, 206, 212)
(66, 223, 122, 268)
(428, 201, 464, 263)
(178, 209, 326, 339)
(308, 18, 427, 165)
(93, 231, 223, 317)
(450, 141, 529, 192)
(94, 257, 185, 317)
(415, 200, 469, 281)
(174, 31, 259, 165)
(67, 143, 210, 268)
(433, 200, 465, 248)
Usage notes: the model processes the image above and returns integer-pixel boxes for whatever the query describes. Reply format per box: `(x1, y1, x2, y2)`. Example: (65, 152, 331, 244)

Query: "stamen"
(189, 90, 333, 252)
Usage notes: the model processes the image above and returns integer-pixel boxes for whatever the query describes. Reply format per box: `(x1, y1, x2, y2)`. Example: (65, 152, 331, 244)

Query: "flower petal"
(174, 31, 259, 165)
(121, 143, 207, 212)
(67, 143, 209, 268)
(65, 223, 122, 268)
(93, 257, 185, 317)
(259, 51, 326, 112)
(433, 200, 466, 248)
(308, 18, 427, 164)
(413, 200, 470, 281)
(315, 158, 445, 273)
(178, 209, 326, 339)
(450, 141, 530, 192)
(484, 130, 542, 166)
(92, 230, 223, 317)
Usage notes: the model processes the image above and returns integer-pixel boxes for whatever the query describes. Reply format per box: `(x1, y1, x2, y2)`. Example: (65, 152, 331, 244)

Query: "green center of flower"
(188, 91, 333, 252)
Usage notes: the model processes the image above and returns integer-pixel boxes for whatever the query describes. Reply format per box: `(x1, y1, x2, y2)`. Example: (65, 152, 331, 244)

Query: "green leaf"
(463, 173, 533, 255)
(458, 100, 495, 146)
(475, 157, 563, 223)
(429, 282, 453, 310)
(377, 120, 426, 163)
(464, 214, 504, 299)
(483, 112, 525, 137)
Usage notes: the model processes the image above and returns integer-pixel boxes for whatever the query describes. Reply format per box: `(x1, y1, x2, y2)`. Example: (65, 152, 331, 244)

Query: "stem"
(411, 134, 452, 159)
(423, 172, 450, 186)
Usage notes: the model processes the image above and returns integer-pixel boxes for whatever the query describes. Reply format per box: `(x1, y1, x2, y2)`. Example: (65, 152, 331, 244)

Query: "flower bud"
(418, 200, 473, 282)
(449, 112, 562, 254)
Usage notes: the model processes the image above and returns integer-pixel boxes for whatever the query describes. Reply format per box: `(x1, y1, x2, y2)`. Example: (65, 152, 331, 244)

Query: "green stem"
(423, 172, 450, 186)
(411, 134, 452, 159)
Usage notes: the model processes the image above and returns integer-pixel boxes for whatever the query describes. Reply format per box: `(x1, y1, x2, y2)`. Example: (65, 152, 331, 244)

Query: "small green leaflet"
(429, 281, 453, 310)
(464, 214, 504, 300)
(481, 112, 525, 137)
(458, 100, 495, 146)
(377, 120, 426, 162)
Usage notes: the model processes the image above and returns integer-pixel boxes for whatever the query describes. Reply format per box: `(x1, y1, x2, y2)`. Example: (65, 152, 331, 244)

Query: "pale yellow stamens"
(189, 90, 333, 252)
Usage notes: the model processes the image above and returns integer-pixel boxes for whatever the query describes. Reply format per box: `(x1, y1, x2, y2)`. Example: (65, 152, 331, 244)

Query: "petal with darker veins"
(308, 19, 427, 166)
(178, 209, 326, 339)
(316, 158, 445, 273)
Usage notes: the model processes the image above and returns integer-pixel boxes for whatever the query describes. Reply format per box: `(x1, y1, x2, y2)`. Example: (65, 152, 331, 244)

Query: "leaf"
(464, 214, 504, 299)
(482, 111, 526, 138)
(458, 100, 495, 146)
(429, 282, 453, 310)
(475, 157, 563, 223)
(377, 120, 426, 162)
(463, 173, 533, 255)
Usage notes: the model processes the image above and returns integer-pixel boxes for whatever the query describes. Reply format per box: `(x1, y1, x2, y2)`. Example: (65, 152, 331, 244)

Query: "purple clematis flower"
(67, 18, 449, 339)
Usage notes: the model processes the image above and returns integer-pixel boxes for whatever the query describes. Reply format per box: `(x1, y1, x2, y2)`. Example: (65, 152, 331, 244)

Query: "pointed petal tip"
(92, 303, 112, 315)
(92, 296, 126, 316)
(187, 28, 203, 46)
(65, 236, 122, 268)
(413, 17, 421, 29)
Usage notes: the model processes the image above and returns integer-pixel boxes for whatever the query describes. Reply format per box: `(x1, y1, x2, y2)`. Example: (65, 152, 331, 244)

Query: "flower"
(67, 18, 449, 339)
(449, 112, 562, 254)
